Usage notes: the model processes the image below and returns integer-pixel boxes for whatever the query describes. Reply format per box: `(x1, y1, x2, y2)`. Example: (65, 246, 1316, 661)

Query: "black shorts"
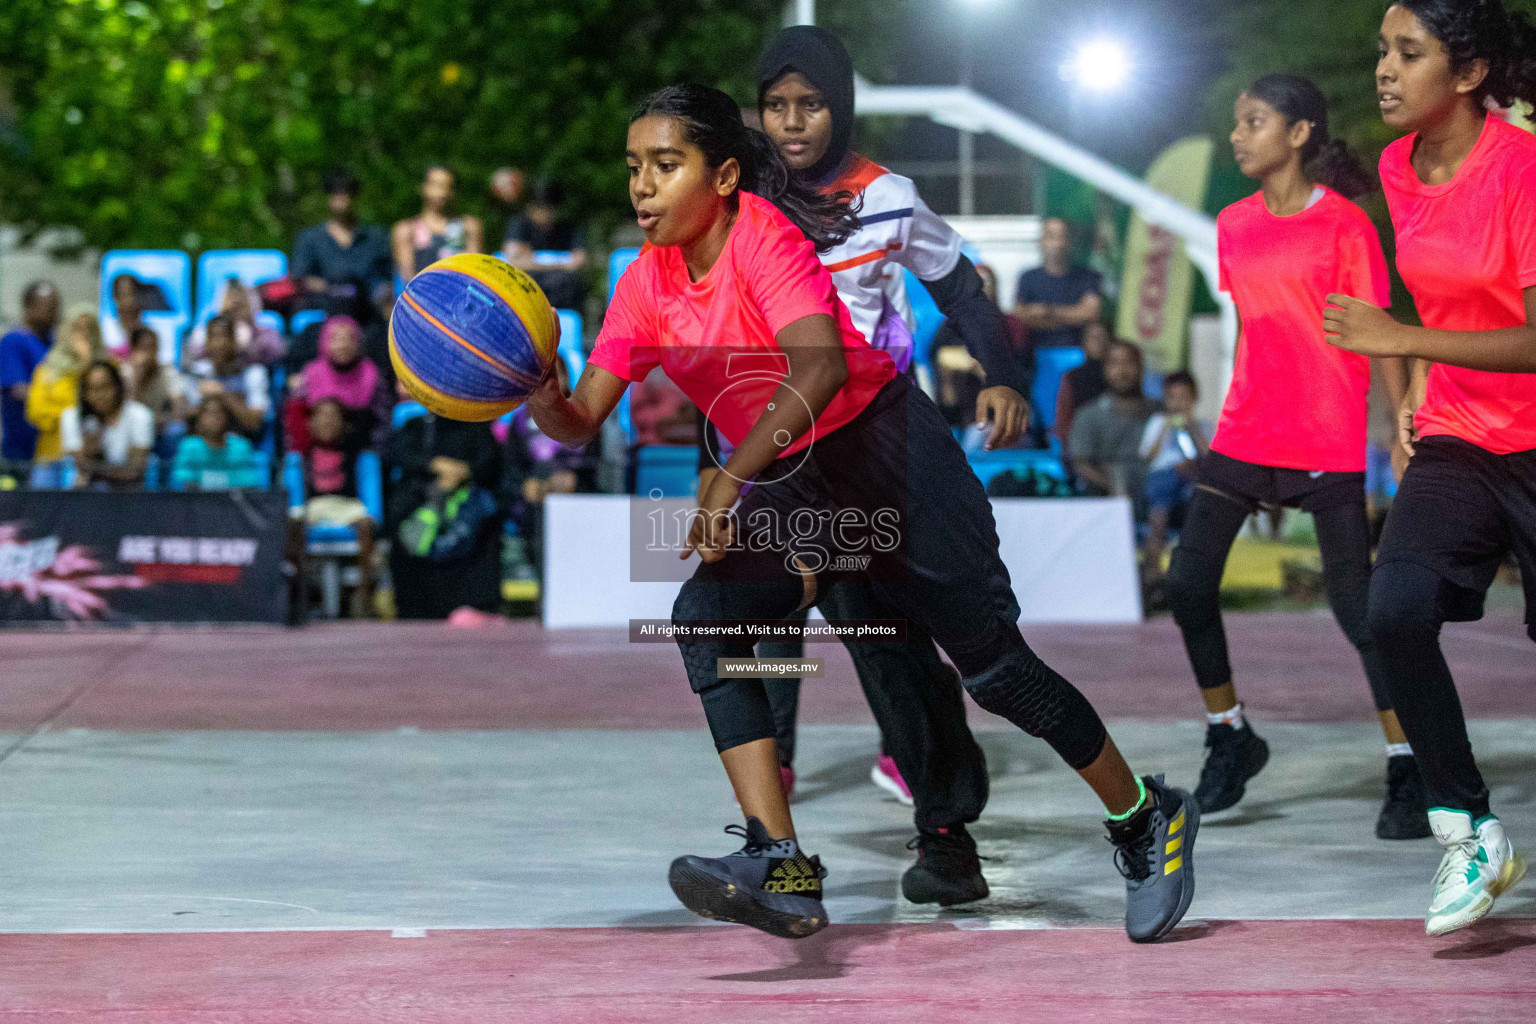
(1376, 435, 1536, 629)
(1196, 451, 1365, 513)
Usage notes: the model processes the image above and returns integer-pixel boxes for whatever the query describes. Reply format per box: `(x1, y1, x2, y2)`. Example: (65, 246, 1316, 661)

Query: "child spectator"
(62, 360, 153, 490)
(1139, 370, 1210, 580)
(123, 325, 189, 459)
(184, 279, 285, 367)
(291, 397, 375, 607)
(171, 395, 262, 490)
(27, 312, 107, 472)
(285, 314, 391, 452)
(184, 314, 270, 436)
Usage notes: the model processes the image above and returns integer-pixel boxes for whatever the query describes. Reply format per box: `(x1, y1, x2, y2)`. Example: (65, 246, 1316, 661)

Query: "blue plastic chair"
(902, 270, 946, 394)
(195, 250, 288, 325)
(100, 250, 192, 364)
(284, 449, 383, 618)
(391, 401, 429, 430)
(556, 309, 586, 382)
(1032, 346, 1088, 432)
(534, 250, 574, 266)
(255, 310, 286, 336)
(635, 445, 700, 498)
(966, 448, 1069, 489)
(608, 248, 642, 301)
(290, 309, 327, 338)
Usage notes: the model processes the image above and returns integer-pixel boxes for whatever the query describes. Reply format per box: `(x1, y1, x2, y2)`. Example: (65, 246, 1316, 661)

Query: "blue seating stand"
(100, 250, 193, 365)
(634, 445, 699, 499)
(195, 250, 288, 325)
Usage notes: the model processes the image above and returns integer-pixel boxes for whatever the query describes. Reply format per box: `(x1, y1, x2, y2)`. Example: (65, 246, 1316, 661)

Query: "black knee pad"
(961, 646, 1107, 770)
(1165, 546, 1220, 628)
(1367, 561, 1446, 647)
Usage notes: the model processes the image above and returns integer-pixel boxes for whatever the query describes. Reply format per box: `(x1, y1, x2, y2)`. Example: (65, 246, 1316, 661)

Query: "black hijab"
(756, 26, 856, 185)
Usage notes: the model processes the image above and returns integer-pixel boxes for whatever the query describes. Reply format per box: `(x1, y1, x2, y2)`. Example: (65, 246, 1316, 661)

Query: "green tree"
(0, 0, 787, 251)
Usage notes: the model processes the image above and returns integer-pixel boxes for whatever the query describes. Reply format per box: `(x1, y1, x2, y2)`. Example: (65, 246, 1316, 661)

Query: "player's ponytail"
(1247, 73, 1375, 199)
(634, 84, 858, 253)
(1399, 0, 1536, 110)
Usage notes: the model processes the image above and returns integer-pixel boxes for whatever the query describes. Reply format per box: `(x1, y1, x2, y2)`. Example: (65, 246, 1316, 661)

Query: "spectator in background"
(1013, 217, 1103, 350)
(393, 166, 484, 281)
(292, 167, 393, 324)
(501, 362, 592, 579)
(184, 314, 270, 436)
(285, 315, 391, 452)
(290, 397, 375, 610)
(123, 325, 189, 459)
(386, 409, 503, 620)
(27, 312, 107, 470)
(629, 368, 697, 447)
(62, 360, 152, 490)
(932, 264, 1030, 430)
(1070, 340, 1156, 505)
(1, 280, 60, 464)
(100, 274, 146, 359)
(1139, 371, 1210, 582)
(1054, 319, 1112, 452)
(502, 178, 588, 310)
(171, 394, 261, 490)
(185, 279, 285, 367)
(489, 166, 526, 220)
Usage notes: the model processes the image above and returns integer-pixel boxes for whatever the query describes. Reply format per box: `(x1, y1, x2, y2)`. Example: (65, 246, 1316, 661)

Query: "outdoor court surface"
(1, 608, 1532, 1021)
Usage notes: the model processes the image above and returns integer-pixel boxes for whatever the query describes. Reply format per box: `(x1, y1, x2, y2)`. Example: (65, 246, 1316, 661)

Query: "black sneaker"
(1194, 721, 1270, 813)
(1376, 754, 1433, 840)
(1107, 775, 1199, 943)
(668, 818, 829, 939)
(901, 825, 989, 906)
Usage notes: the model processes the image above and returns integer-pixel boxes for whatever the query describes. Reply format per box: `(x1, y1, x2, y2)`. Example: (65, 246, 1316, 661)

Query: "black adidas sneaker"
(668, 818, 829, 939)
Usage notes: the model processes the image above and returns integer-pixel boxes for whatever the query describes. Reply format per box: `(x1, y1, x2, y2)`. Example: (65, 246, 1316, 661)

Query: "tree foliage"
(0, 0, 785, 251)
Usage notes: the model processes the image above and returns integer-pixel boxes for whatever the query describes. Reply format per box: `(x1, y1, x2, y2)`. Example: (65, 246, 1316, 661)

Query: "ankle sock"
(1207, 703, 1245, 730)
(1385, 742, 1413, 759)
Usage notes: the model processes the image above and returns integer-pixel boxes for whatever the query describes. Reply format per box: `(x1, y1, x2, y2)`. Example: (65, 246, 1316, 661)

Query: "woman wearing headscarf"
(284, 315, 392, 452)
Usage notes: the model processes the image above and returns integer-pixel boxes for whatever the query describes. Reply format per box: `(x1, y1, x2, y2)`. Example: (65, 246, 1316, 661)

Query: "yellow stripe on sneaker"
(1166, 835, 1183, 855)
(1164, 855, 1183, 875)
(1169, 810, 1185, 835)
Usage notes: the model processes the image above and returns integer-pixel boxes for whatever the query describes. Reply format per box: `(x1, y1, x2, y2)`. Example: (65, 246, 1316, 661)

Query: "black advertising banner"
(0, 490, 288, 625)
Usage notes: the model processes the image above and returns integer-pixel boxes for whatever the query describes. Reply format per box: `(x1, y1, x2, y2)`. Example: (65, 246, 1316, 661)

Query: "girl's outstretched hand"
(1324, 294, 1405, 356)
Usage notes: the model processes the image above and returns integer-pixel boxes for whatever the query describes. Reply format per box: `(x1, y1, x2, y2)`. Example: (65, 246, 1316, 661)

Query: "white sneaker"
(1425, 808, 1527, 937)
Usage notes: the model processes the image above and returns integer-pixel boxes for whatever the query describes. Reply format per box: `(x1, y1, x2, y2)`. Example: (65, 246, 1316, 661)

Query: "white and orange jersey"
(821, 155, 964, 372)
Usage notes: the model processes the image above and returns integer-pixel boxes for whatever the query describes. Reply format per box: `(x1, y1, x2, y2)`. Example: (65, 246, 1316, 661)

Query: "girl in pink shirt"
(1325, 0, 1536, 937)
(526, 83, 1198, 942)
(1164, 73, 1429, 839)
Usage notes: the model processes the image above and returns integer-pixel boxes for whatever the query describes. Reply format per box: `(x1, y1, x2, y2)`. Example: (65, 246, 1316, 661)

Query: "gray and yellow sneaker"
(1425, 809, 1526, 936)
(668, 818, 829, 939)
(1106, 775, 1199, 943)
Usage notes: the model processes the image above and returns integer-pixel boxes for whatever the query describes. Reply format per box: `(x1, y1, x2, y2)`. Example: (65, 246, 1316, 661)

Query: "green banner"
(1115, 136, 1214, 373)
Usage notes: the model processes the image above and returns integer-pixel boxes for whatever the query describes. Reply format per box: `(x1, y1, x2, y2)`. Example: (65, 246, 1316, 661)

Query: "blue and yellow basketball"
(388, 253, 560, 421)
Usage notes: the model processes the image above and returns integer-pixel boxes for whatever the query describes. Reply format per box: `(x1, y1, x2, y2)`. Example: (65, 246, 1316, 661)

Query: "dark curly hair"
(633, 83, 858, 253)
(1247, 73, 1376, 199)
(1395, 0, 1536, 108)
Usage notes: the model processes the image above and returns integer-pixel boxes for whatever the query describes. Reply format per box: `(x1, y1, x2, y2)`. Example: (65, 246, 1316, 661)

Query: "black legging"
(1368, 561, 1491, 818)
(1166, 485, 1393, 712)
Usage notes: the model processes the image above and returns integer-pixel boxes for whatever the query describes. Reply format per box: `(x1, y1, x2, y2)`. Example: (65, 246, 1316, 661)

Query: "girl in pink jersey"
(1325, 0, 1536, 936)
(526, 83, 1198, 942)
(1166, 73, 1430, 839)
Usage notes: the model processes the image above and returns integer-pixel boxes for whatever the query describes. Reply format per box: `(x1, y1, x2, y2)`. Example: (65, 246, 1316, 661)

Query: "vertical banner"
(1115, 136, 1214, 373)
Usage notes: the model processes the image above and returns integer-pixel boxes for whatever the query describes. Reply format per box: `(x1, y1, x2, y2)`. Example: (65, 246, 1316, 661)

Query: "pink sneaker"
(872, 752, 914, 806)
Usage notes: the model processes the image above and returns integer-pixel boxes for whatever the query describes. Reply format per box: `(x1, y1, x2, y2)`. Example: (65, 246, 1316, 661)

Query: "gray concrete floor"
(0, 722, 1532, 934)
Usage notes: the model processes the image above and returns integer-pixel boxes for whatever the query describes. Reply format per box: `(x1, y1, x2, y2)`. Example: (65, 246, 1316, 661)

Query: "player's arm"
(526, 362, 628, 446)
(1325, 287, 1536, 372)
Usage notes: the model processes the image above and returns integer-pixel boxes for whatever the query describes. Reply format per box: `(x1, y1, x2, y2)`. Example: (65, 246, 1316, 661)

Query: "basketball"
(388, 252, 560, 421)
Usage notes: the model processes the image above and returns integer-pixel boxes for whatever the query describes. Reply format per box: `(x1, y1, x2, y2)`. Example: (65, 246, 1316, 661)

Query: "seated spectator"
(1012, 217, 1103, 349)
(932, 264, 1026, 430)
(386, 408, 504, 620)
(100, 273, 145, 359)
(284, 315, 391, 452)
(500, 361, 594, 576)
(1, 280, 61, 466)
(123, 325, 190, 460)
(62, 360, 152, 490)
(392, 166, 484, 280)
(292, 167, 394, 326)
(170, 395, 262, 490)
(629, 368, 696, 447)
(1069, 340, 1156, 505)
(184, 314, 270, 436)
(27, 312, 107, 474)
(289, 398, 375, 610)
(1055, 319, 1112, 454)
(184, 278, 285, 367)
(502, 178, 588, 310)
(1139, 371, 1211, 580)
